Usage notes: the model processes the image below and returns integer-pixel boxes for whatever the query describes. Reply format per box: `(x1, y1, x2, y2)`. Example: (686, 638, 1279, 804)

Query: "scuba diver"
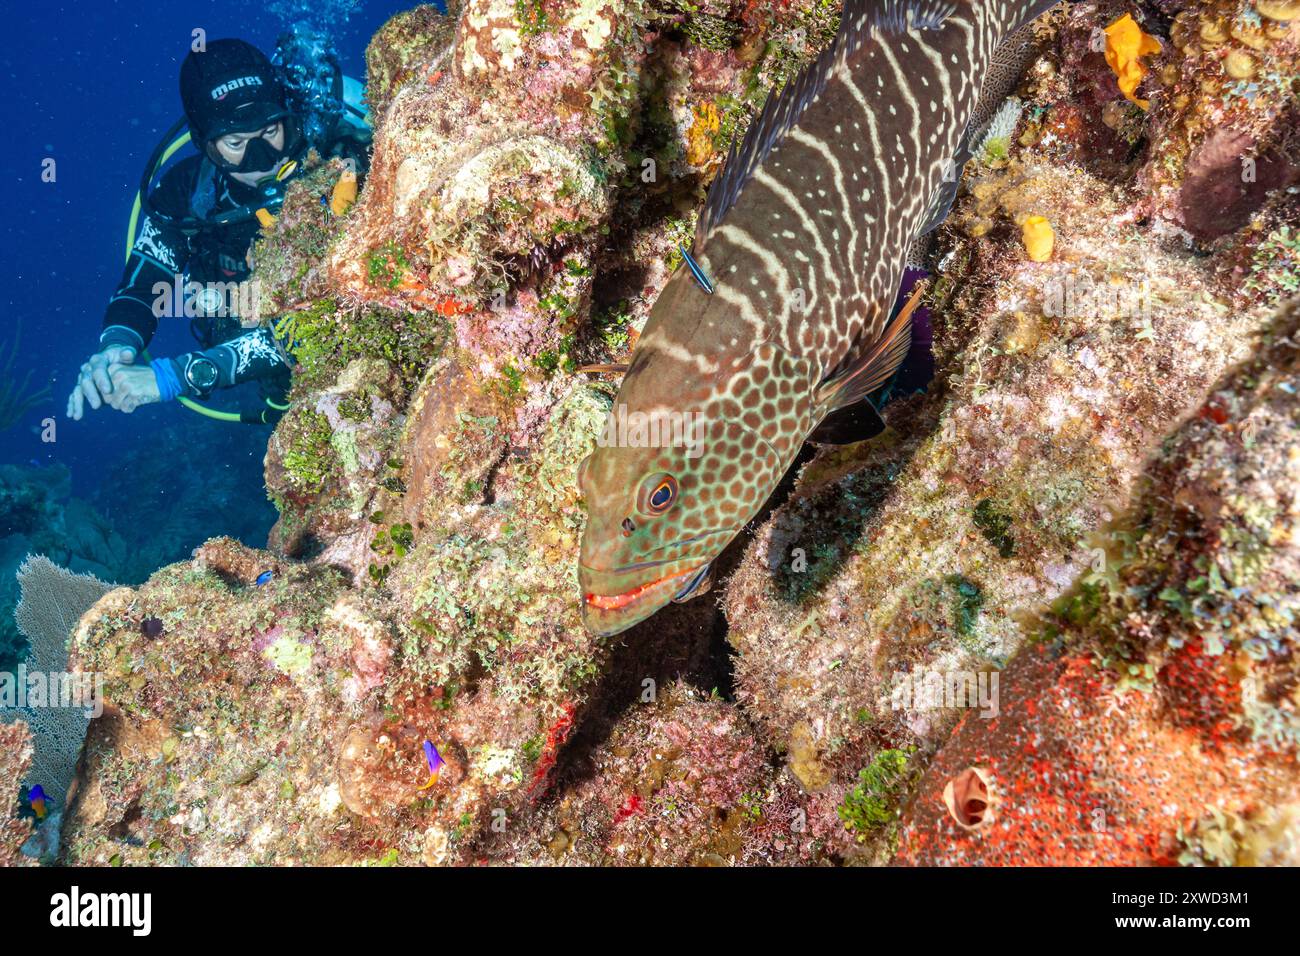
(67, 33, 369, 426)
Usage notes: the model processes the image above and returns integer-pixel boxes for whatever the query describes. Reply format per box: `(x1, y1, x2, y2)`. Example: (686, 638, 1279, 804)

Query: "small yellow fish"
(1022, 216, 1055, 262)
(1104, 13, 1162, 110)
(330, 169, 358, 216)
(255, 207, 277, 229)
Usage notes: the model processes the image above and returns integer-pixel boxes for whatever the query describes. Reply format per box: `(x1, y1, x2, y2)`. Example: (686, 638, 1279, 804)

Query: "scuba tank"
(272, 22, 369, 146)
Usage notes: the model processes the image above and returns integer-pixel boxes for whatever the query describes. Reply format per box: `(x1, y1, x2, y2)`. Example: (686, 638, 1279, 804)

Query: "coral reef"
(1141, 0, 1300, 249)
(60, 539, 363, 865)
(715, 0, 1300, 862)
(19, 0, 1300, 867)
(896, 295, 1300, 864)
(493, 682, 788, 865)
(0, 721, 36, 867)
(1, 418, 277, 674)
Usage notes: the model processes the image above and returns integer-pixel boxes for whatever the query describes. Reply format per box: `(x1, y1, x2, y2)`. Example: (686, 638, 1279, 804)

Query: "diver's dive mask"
(205, 116, 304, 181)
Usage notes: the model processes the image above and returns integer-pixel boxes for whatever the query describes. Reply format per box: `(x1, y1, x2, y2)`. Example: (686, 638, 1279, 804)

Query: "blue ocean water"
(0, 1, 412, 664)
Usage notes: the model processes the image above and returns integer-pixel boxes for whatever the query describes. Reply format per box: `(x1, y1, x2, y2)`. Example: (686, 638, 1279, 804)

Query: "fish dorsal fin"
(906, 15, 1051, 262)
(694, 1, 957, 250)
(816, 279, 928, 414)
(693, 39, 840, 249)
(867, 0, 961, 33)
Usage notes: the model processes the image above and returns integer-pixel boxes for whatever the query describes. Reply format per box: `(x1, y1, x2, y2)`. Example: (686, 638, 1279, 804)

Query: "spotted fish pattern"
(578, 0, 1059, 637)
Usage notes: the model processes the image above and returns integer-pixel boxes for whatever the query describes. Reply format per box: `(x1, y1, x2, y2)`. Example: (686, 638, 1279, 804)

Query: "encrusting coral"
(0, 721, 36, 867)
(489, 682, 782, 866)
(896, 294, 1300, 865)
(11, 0, 1299, 866)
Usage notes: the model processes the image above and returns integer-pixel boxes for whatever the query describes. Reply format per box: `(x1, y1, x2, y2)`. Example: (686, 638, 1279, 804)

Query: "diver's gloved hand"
(102, 362, 162, 414)
(66, 345, 136, 420)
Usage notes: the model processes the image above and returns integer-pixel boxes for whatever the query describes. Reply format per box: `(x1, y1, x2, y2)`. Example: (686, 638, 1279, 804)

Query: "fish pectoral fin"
(808, 399, 887, 446)
(915, 124, 973, 240)
(816, 279, 927, 414)
(915, 169, 962, 240)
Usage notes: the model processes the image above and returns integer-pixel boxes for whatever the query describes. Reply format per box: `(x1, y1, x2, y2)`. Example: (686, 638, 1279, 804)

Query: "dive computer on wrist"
(183, 355, 220, 398)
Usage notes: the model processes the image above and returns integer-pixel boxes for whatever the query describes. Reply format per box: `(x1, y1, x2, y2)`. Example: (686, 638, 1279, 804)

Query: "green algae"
(366, 242, 411, 291)
(944, 575, 986, 655)
(514, 0, 551, 37)
(281, 409, 340, 495)
(973, 498, 1017, 558)
(1245, 225, 1299, 306)
(659, 0, 738, 51)
(837, 747, 915, 844)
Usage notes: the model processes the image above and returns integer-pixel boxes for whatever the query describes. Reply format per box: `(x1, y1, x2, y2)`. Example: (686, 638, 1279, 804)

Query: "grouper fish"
(577, 0, 1059, 637)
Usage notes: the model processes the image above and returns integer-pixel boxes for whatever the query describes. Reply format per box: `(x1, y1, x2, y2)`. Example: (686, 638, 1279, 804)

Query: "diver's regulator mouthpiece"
(249, 156, 298, 189)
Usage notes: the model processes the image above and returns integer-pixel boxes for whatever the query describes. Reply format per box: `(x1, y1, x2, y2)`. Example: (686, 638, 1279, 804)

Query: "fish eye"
(638, 474, 679, 517)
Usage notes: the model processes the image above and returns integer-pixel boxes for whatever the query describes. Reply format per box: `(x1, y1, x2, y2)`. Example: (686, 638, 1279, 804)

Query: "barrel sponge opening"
(943, 766, 995, 831)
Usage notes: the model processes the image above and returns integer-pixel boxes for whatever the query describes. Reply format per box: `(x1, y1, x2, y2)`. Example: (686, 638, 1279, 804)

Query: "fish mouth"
(581, 563, 709, 637)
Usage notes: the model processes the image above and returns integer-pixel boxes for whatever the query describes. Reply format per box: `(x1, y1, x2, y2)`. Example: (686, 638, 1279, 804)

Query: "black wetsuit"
(100, 125, 367, 424)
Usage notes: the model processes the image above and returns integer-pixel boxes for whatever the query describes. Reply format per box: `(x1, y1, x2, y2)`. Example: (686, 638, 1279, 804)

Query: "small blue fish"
(255, 570, 274, 587)
(678, 245, 714, 295)
(417, 740, 445, 791)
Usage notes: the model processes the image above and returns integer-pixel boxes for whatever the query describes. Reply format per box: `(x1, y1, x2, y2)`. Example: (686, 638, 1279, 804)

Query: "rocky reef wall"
(14, 0, 1297, 866)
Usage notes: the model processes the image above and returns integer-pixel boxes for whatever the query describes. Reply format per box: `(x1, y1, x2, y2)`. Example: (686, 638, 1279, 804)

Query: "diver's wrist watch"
(183, 355, 220, 398)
